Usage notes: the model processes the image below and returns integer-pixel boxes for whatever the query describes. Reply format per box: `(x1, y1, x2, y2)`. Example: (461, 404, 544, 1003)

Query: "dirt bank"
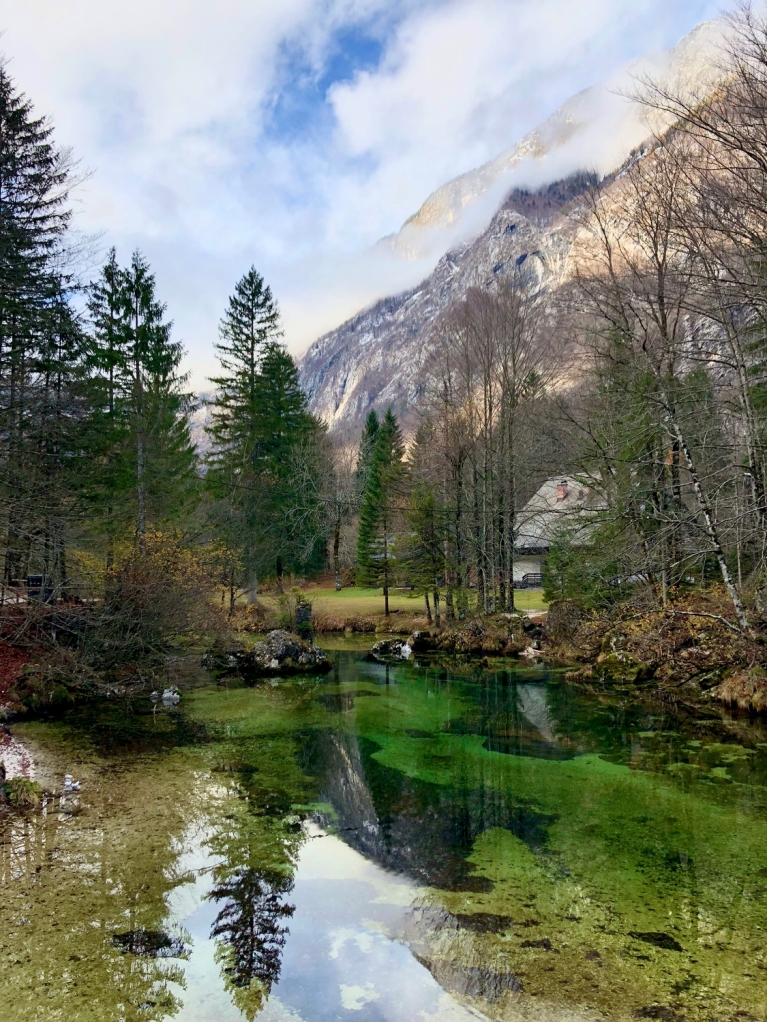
(544, 590, 767, 714)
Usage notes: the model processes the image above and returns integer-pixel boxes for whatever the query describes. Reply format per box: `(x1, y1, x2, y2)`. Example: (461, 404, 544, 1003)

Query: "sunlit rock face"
(387, 20, 724, 249)
(299, 20, 725, 434)
(299, 198, 575, 433)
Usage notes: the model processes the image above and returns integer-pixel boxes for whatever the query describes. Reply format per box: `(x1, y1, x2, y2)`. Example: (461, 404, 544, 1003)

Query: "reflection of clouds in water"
(340, 982, 380, 1010)
(255, 996, 306, 1021)
(329, 926, 375, 959)
(167, 820, 480, 1021)
(274, 831, 482, 1021)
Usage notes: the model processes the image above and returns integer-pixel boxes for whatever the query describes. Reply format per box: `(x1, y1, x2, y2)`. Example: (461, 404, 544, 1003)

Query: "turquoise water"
(2, 649, 767, 1021)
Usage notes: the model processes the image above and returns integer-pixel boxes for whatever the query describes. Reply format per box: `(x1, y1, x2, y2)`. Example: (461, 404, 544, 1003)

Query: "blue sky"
(2, 0, 725, 387)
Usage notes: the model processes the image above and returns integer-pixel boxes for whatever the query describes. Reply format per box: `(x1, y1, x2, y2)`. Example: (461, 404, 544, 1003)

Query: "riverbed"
(2, 648, 767, 1022)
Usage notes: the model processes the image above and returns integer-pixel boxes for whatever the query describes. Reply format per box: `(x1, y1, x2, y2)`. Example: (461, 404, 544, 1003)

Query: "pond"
(2, 648, 767, 1022)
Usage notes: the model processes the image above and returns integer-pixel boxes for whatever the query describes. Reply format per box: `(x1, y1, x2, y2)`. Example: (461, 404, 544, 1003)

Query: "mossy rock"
(595, 651, 657, 685)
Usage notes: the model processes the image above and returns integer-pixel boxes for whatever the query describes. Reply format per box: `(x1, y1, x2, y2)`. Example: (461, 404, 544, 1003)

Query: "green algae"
(0, 708, 315, 1022)
(2, 655, 767, 1022)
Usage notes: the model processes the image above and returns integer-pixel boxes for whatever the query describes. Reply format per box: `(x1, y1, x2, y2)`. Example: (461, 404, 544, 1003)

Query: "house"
(514, 477, 603, 587)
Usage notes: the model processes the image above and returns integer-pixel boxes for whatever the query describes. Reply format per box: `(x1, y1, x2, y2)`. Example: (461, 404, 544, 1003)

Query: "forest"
(5, 6, 767, 707)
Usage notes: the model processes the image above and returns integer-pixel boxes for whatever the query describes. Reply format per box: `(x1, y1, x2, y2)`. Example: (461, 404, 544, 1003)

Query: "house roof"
(515, 476, 603, 552)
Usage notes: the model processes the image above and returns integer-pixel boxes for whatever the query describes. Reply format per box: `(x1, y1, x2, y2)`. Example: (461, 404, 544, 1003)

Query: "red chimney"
(556, 480, 569, 502)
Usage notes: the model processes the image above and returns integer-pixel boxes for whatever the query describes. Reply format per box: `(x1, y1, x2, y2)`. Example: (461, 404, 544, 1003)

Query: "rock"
(162, 688, 181, 706)
(408, 630, 434, 652)
(545, 600, 584, 643)
(595, 651, 656, 685)
(368, 639, 413, 662)
(201, 644, 245, 672)
(521, 616, 545, 641)
(520, 646, 542, 661)
(239, 630, 333, 678)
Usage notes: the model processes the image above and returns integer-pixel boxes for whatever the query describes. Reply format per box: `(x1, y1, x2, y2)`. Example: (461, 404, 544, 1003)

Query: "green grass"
(292, 586, 548, 616)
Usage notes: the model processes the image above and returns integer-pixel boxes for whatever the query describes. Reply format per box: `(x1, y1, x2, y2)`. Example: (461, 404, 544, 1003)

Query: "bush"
(4, 776, 42, 809)
(12, 532, 226, 706)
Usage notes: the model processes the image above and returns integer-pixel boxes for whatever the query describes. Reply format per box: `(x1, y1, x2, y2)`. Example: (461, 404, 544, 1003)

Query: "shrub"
(4, 776, 42, 809)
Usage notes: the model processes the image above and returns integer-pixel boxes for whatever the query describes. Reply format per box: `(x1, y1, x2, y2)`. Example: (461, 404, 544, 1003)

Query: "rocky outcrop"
(368, 638, 412, 662)
(203, 631, 333, 678)
(299, 22, 726, 434)
(407, 618, 540, 658)
(299, 194, 577, 432)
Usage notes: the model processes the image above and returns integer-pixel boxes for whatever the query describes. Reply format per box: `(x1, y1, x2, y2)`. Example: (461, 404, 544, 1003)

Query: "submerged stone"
(633, 1007, 685, 1022)
(317, 689, 381, 713)
(111, 930, 187, 958)
(629, 931, 684, 952)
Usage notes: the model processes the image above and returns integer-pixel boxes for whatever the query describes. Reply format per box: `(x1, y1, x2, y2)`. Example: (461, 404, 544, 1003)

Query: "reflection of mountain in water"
(301, 729, 555, 892)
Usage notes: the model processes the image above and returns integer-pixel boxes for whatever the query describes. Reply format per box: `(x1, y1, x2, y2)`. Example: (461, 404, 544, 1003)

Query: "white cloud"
(0, 0, 724, 388)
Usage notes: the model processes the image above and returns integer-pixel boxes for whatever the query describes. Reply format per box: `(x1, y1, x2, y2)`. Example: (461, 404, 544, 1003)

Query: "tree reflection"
(210, 866, 295, 1014)
(205, 758, 307, 1021)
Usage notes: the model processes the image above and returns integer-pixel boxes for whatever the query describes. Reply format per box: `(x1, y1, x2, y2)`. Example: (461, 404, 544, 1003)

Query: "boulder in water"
(368, 639, 412, 663)
(240, 630, 333, 678)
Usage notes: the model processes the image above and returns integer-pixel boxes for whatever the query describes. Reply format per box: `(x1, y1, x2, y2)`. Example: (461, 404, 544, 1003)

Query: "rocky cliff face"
(299, 179, 585, 430)
(299, 20, 726, 434)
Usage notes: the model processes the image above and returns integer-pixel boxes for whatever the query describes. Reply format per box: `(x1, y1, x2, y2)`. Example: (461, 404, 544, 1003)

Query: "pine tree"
(87, 250, 195, 557)
(356, 407, 406, 616)
(400, 490, 447, 626)
(208, 266, 281, 461)
(207, 270, 321, 608)
(85, 249, 131, 565)
(0, 64, 81, 591)
(354, 410, 379, 495)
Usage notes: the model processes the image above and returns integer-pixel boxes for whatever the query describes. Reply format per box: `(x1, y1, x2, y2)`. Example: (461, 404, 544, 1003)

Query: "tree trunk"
(333, 515, 342, 591)
(424, 591, 432, 623)
(671, 416, 752, 634)
(136, 430, 146, 553)
(383, 528, 389, 618)
(472, 464, 485, 611)
(246, 568, 258, 606)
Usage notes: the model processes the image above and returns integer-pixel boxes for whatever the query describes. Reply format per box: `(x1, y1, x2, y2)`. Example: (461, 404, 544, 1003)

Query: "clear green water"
(2, 650, 767, 1022)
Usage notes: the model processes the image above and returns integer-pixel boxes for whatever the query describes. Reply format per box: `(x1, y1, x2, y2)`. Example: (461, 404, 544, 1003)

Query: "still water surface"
(2, 648, 767, 1022)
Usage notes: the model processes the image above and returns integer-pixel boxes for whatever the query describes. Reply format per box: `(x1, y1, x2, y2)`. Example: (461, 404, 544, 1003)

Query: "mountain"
(299, 21, 726, 433)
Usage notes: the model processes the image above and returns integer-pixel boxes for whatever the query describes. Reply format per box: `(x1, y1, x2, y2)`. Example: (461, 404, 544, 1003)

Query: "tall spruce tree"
(87, 249, 195, 557)
(354, 410, 379, 495)
(356, 407, 406, 616)
(207, 270, 320, 608)
(86, 249, 131, 566)
(0, 64, 84, 592)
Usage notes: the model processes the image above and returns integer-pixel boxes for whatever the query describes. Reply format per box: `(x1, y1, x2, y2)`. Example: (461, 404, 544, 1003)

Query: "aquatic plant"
(3, 776, 41, 809)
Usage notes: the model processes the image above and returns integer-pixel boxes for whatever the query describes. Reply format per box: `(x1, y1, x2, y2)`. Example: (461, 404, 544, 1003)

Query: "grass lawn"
(287, 586, 548, 616)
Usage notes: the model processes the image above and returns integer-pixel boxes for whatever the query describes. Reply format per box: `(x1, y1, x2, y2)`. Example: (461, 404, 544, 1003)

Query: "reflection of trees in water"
(210, 866, 295, 1013)
(205, 763, 306, 1021)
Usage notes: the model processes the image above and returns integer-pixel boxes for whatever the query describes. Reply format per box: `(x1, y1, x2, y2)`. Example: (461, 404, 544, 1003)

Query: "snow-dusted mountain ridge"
(299, 20, 726, 432)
